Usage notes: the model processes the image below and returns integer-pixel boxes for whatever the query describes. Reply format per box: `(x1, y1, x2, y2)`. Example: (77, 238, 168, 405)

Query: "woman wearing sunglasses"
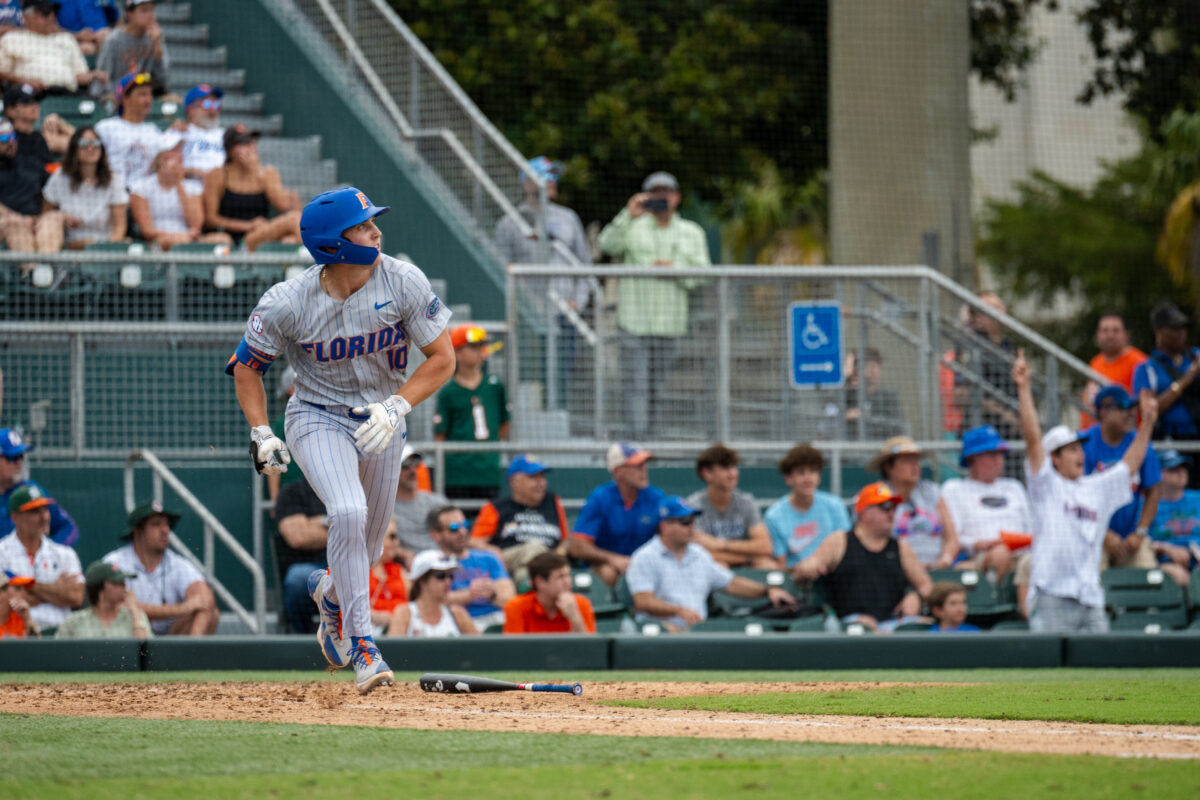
(385, 550, 478, 637)
(42, 126, 128, 249)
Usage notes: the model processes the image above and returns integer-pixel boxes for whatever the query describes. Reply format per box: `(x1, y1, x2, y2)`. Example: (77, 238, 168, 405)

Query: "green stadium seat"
(593, 615, 629, 634)
(1103, 567, 1188, 630)
(1189, 570, 1200, 613)
(572, 570, 625, 617)
(787, 614, 830, 633)
(989, 619, 1029, 632)
(1110, 609, 1189, 632)
(689, 617, 774, 634)
(894, 621, 935, 632)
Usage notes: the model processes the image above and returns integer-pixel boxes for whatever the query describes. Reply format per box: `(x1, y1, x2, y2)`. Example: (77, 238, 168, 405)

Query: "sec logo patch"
(251, 314, 264, 334)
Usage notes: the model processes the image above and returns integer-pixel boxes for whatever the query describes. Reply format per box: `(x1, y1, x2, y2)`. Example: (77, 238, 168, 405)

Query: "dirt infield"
(4, 680, 1199, 760)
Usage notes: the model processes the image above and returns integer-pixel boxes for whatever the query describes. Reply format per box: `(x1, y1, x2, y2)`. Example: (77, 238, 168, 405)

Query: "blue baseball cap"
(1094, 385, 1135, 412)
(184, 83, 224, 108)
(959, 425, 1008, 467)
(507, 454, 550, 478)
(658, 496, 699, 522)
(1160, 449, 1190, 470)
(0, 429, 32, 459)
(520, 156, 562, 183)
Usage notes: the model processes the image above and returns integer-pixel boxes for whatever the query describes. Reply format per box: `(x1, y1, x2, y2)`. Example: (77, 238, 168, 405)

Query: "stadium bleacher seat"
(572, 570, 625, 617)
(989, 619, 1029, 632)
(1189, 570, 1200, 618)
(1102, 567, 1188, 630)
(593, 615, 629, 634)
(690, 617, 772, 634)
(787, 614, 830, 633)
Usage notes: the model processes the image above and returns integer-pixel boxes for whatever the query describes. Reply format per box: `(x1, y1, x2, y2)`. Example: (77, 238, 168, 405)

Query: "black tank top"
(824, 529, 909, 621)
(218, 187, 271, 221)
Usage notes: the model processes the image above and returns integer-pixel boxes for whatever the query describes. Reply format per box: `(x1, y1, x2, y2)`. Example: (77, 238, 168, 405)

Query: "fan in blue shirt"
(1081, 386, 1162, 540)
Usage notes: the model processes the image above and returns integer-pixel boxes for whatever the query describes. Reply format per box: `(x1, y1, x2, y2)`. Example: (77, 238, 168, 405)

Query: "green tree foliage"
(971, 0, 1058, 101)
(978, 111, 1200, 356)
(1077, 0, 1200, 132)
(394, 0, 828, 228)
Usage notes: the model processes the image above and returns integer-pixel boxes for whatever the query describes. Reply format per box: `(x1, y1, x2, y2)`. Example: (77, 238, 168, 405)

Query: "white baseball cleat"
(350, 636, 394, 694)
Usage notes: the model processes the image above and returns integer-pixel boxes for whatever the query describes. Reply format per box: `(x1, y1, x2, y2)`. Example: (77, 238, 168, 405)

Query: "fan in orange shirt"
(368, 523, 407, 631)
(0, 570, 37, 638)
(502, 552, 595, 634)
(1081, 314, 1147, 428)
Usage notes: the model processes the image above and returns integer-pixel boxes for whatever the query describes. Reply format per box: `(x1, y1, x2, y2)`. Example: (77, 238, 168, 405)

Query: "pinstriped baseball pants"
(285, 400, 406, 637)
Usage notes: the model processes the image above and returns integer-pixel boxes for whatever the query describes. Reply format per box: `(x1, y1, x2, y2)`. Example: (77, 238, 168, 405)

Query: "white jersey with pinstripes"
(232, 255, 452, 406)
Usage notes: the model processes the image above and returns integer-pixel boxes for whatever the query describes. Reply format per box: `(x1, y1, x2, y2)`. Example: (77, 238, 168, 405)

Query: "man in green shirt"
(434, 325, 511, 502)
(598, 171, 710, 439)
(56, 560, 153, 640)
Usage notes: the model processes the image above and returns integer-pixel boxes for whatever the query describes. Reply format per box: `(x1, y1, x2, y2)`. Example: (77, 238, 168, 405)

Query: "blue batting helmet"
(300, 187, 391, 266)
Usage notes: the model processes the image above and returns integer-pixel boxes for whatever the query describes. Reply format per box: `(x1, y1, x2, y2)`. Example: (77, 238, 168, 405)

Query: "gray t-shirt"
(96, 27, 168, 89)
(685, 489, 763, 541)
(392, 491, 448, 552)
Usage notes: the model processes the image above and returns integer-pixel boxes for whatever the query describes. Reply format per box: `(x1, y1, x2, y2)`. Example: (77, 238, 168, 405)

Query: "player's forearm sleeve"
(225, 338, 276, 375)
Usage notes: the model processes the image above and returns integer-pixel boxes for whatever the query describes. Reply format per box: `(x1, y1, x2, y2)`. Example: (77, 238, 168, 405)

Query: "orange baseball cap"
(854, 481, 900, 514)
(450, 325, 489, 350)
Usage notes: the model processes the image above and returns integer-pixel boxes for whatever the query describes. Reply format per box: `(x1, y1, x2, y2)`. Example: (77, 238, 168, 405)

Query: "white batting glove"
(352, 395, 411, 455)
(249, 425, 291, 475)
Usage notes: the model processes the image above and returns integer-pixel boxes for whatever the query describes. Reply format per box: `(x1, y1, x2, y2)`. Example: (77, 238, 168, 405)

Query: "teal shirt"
(598, 208, 711, 337)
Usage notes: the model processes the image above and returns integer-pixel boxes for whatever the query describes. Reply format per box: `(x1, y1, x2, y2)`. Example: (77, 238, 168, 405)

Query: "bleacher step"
(161, 22, 208, 46)
(168, 68, 245, 93)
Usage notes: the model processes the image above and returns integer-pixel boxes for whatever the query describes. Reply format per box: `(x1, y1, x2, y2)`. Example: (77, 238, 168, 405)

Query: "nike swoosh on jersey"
(375, 300, 393, 310)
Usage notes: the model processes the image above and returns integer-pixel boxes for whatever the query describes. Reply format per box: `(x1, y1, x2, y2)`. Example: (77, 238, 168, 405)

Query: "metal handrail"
(124, 449, 266, 634)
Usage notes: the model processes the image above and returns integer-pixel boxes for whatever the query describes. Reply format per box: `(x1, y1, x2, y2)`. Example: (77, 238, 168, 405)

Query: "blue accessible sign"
(787, 302, 844, 388)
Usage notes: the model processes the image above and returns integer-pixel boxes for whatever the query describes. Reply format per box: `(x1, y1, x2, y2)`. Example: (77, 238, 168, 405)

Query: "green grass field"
(3, 669, 1198, 799)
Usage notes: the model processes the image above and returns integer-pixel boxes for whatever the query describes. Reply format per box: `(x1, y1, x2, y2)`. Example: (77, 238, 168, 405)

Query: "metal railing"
(124, 449, 267, 634)
(505, 264, 1108, 445)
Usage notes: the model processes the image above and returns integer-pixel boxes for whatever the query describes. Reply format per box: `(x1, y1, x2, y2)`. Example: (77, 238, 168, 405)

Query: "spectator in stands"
(0, 429, 79, 546)
(1081, 313, 1146, 428)
(1081, 385, 1166, 578)
(764, 443, 850, 572)
(627, 496, 797, 632)
(384, 549, 477, 637)
(955, 291, 1019, 445)
(368, 522, 406, 634)
(926, 582, 980, 633)
(792, 482, 933, 633)
(42, 125, 128, 248)
(96, 0, 166, 96)
(494, 156, 593, 404)
(56, 560, 152, 638)
(0, 1, 104, 94)
(433, 325, 510, 501)
(570, 442, 666, 587)
(938, 425, 1033, 583)
(471, 454, 568, 584)
(5, 82, 72, 153)
(0, 485, 83, 632)
(0, 569, 37, 638)
(96, 71, 180, 188)
(179, 83, 224, 180)
(1149, 449, 1200, 581)
(598, 171, 710, 440)
(685, 444, 773, 569)
(102, 500, 219, 635)
(1, 98, 64, 261)
(56, 0, 117, 56)
(392, 445, 447, 567)
(844, 348, 906, 438)
(0, 0, 24, 34)
(273, 477, 327, 635)
(1015, 349, 1159, 633)
(427, 504, 514, 631)
(201, 125, 303, 251)
(868, 436, 955, 569)
(1134, 302, 1200, 462)
(131, 140, 231, 250)
(502, 551, 595, 634)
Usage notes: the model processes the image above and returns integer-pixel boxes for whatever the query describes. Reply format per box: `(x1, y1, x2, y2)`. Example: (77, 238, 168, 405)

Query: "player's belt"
(301, 400, 370, 420)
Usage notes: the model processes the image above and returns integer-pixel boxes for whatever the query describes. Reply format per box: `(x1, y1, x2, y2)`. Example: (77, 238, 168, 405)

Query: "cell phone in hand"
(642, 197, 669, 212)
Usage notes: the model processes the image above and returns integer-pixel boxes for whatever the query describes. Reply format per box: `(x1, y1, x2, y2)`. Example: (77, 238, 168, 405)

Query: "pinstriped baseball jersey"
(226, 255, 452, 405)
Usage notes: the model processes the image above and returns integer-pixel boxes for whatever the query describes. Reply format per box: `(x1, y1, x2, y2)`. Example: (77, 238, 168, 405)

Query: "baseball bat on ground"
(419, 672, 583, 695)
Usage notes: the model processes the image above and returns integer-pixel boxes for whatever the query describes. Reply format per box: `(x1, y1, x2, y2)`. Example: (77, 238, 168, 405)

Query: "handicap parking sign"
(788, 302, 843, 388)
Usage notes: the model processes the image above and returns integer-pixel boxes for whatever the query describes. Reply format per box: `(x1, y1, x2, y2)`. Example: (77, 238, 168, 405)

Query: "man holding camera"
(598, 171, 710, 439)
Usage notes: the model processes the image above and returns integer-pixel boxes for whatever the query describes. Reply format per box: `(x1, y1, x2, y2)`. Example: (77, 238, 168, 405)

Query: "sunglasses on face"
(199, 98, 222, 111)
(430, 571, 454, 580)
(445, 522, 467, 532)
(3, 454, 23, 463)
(77, 139, 102, 149)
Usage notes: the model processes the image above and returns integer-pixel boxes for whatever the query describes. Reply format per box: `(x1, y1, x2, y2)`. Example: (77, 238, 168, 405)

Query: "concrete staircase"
(158, 2, 338, 201)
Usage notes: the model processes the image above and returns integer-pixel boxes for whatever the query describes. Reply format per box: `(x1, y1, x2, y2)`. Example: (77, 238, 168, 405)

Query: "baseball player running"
(227, 187, 454, 693)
